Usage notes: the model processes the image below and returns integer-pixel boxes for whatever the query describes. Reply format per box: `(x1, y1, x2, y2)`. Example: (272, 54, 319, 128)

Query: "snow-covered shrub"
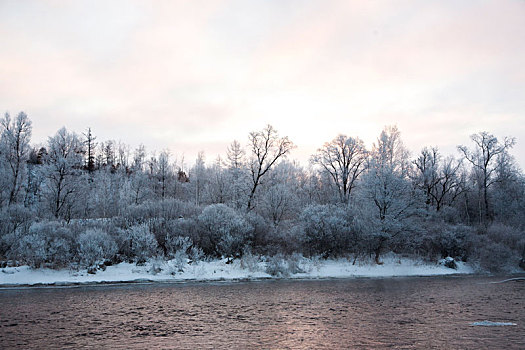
(470, 223, 524, 272)
(437, 225, 474, 260)
(198, 204, 253, 257)
(261, 224, 304, 257)
(165, 234, 192, 259)
(264, 253, 307, 277)
(10, 221, 75, 268)
(78, 229, 117, 267)
(127, 224, 158, 263)
(14, 233, 47, 268)
(474, 239, 518, 273)
(165, 239, 203, 274)
(265, 254, 290, 277)
(110, 227, 131, 259)
(0, 204, 33, 237)
(164, 234, 193, 271)
(171, 250, 188, 272)
(0, 205, 34, 259)
(420, 224, 474, 260)
(244, 212, 271, 254)
(286, 252, 308, 274)
(486, 223, 525, 257)
(188, 245, 204, 263)
(240, 247, 260, 272)
(147, 257, 163, 275)
(300, 205, 356, 258)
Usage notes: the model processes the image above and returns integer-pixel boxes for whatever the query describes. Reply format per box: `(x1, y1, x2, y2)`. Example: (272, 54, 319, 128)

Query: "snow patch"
(0, 256, 474, 287)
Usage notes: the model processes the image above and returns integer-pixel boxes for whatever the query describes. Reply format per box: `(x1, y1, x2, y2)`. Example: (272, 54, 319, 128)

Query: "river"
(1, 275, 523, 349)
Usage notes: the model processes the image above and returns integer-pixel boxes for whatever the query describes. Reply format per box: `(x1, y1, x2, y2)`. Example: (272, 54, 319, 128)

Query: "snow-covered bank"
(0, 256, 473, 287)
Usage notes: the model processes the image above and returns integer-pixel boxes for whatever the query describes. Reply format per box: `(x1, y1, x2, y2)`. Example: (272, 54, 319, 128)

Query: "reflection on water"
(1, 275, 524, 349)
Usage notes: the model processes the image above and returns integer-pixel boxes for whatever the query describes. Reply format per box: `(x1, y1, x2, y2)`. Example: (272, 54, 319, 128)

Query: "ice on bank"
(470, 320, 517, 326)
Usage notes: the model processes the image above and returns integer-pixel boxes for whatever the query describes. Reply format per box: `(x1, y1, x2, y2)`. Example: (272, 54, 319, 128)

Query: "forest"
(1, 111, 524, 274)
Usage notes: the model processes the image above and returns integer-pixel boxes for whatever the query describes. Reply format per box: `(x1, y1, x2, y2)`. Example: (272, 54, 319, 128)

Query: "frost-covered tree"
(90, 169, 125, 218)
(128, 170, 152, 205)
(490, 152, 525, 227)
(117, 141, 130, 170)
(43, 127, 84, 220)
(191, 151, 207, 206)
(226, 140, 248, 209)
(132, 144, 147, 171)
(311, 135, 367, 204)
(361, 126, 418, 264)
(412, 147, 465, 211)
(155, 149, 173, 199)
(206, 156, 228, 204)
(101, 140, 116, 168)
(259, 161, 301, 226)
(0, 112, 32, 206)
(458, 131, 515, 223)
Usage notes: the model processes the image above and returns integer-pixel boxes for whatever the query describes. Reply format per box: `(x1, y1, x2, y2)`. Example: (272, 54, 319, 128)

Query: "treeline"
(0, 112, 524, 272)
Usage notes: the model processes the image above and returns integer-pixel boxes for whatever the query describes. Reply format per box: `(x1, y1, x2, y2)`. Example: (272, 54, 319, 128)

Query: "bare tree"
(458, 131, 515, 223)
(246, 125, 294, 211)
(311, 135, 368, 204)
(431, 156, 466, 211)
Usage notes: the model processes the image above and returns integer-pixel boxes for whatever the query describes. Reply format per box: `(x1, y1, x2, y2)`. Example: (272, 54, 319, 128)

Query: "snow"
(0, 255, 473, 287)
(470, 321, 517, 326)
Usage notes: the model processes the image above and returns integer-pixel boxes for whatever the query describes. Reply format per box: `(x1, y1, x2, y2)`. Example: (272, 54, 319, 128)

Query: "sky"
(1, 0, 524, 169)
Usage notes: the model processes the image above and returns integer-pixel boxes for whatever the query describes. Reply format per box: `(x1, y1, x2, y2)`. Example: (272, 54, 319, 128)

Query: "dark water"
(0, 276, 524, 349)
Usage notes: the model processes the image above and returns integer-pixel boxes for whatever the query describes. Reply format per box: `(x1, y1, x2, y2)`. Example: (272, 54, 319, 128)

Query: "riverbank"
(0, 255, 474, 287)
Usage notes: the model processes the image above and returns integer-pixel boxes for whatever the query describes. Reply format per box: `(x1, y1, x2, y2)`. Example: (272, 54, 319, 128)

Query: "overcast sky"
(1, 0, 524, 168)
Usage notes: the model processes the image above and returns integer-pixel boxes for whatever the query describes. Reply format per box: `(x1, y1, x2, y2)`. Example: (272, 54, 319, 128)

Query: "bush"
(14, 234, 47, 268)
(300, 205, 357, 257)
(198, 204, 252, 257)
(240, 247, 260, 272)
(486, 223, 525, 257)
(470, 223, 525, 272)
(78, 229, 117, 267)
(0, 205, 34, 258)
(474, 239, 518, 273)
(265, 254, 290, 277)
(418, 223, 475, 261)
(10, 221, 75, 268)
(127, 224, 158, 263)
(264, 253, 308, 277)
(165, 234, 192, 259)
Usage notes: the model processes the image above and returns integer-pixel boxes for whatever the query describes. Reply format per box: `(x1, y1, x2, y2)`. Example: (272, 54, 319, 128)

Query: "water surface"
(1, 275, 524, 349)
